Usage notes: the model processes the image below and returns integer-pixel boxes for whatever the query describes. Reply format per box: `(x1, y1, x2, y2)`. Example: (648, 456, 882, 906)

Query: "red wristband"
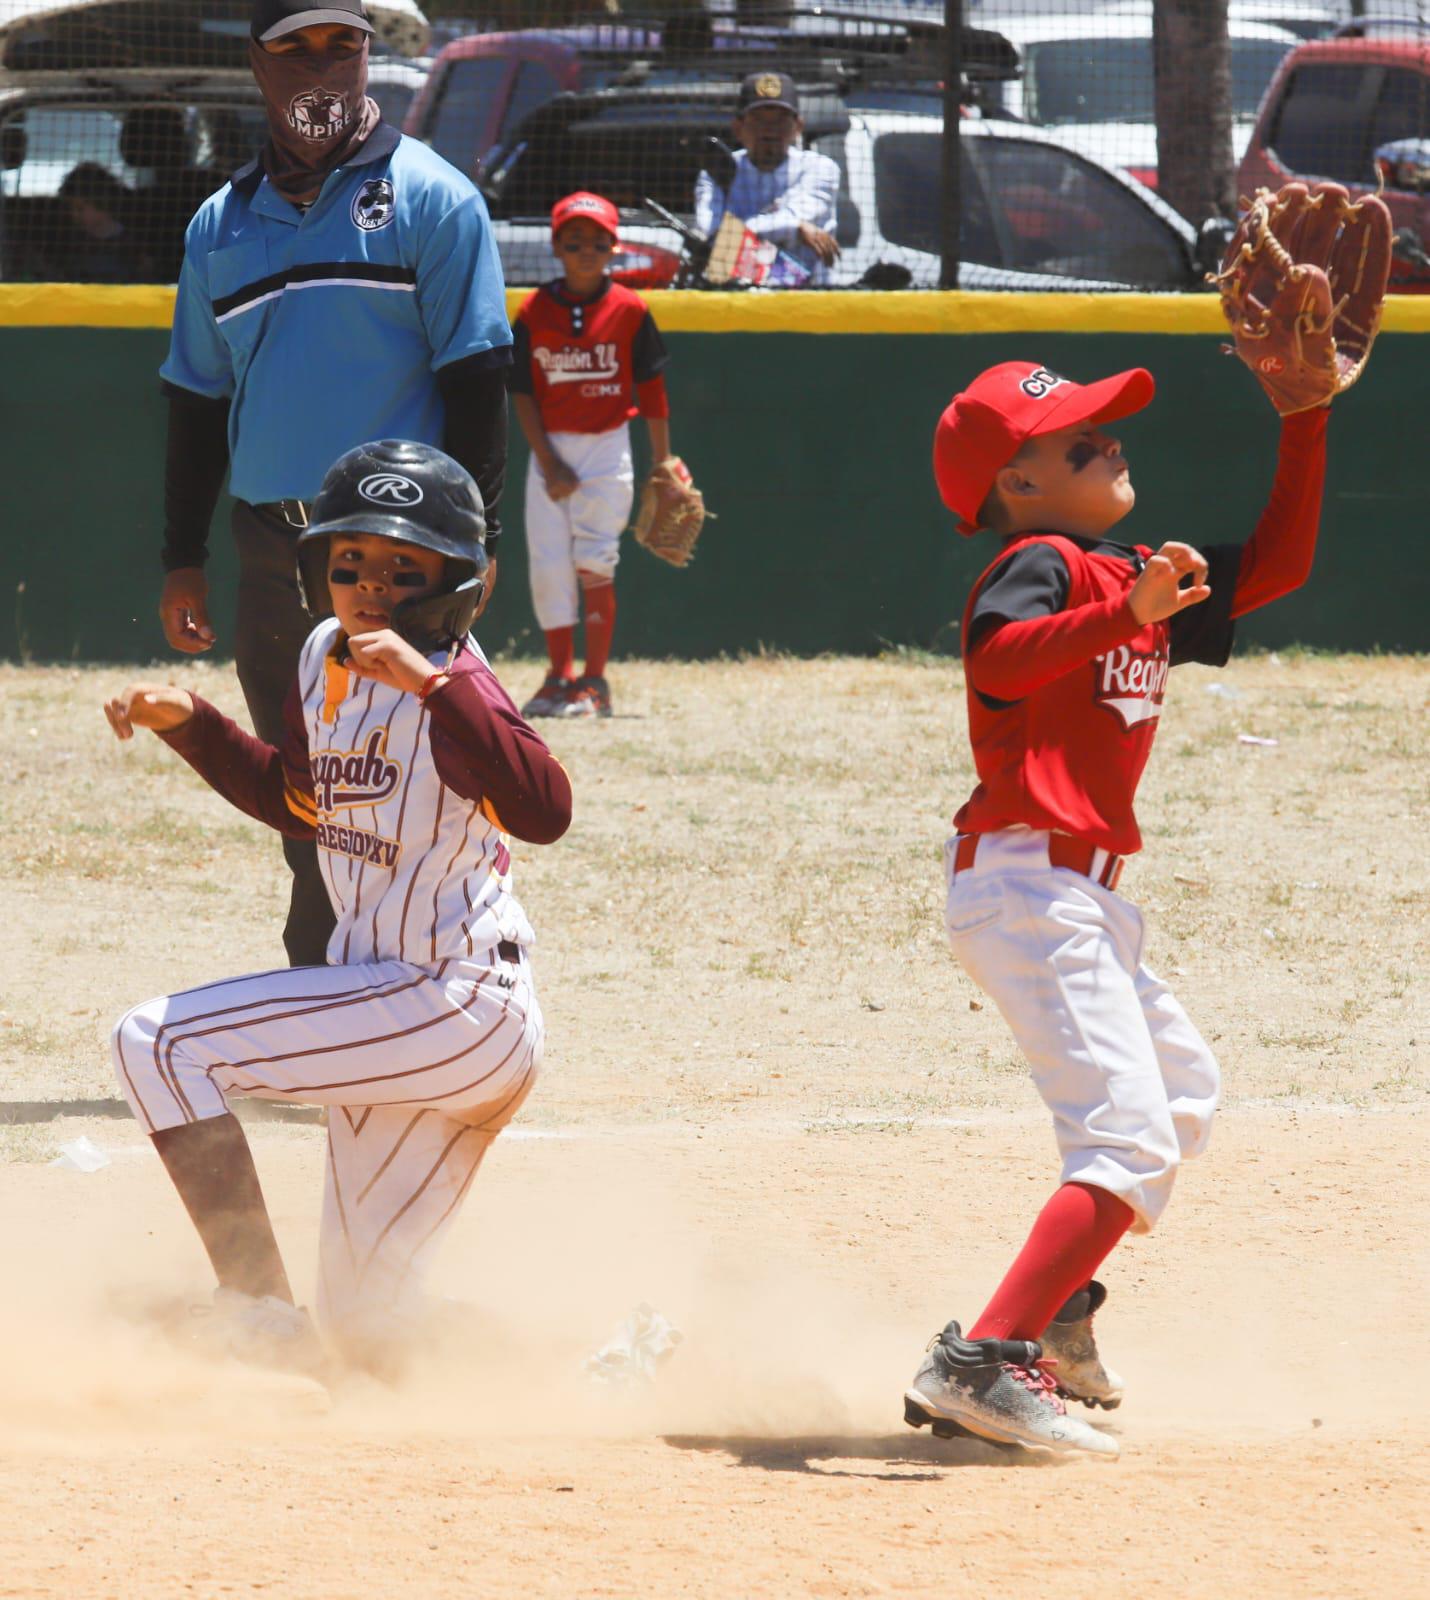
(417, 671, 446, 701)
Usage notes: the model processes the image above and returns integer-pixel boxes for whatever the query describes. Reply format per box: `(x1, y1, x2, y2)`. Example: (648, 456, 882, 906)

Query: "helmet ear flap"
(388, 563, 488, 651)
(296, 534, 333, 620)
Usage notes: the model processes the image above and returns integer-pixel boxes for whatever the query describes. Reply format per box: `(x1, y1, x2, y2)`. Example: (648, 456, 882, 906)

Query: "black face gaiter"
(248, 36, 380, 205)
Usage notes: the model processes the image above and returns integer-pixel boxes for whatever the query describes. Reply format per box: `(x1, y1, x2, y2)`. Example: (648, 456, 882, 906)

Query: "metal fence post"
(940, 0, 964, 289)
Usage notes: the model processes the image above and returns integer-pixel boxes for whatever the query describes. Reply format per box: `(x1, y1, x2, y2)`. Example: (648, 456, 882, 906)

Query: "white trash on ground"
(584, 1303, 684, 1387)
(49, 1136, 111, 1172)
(1205, 682, 1244, 700)
(1237, 734, 1280, 747)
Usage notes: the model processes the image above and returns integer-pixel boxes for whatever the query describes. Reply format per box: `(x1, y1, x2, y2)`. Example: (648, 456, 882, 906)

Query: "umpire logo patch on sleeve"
(352, 178, 396, 232)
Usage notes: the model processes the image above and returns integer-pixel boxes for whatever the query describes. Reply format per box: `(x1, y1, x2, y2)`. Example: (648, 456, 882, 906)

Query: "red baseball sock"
(968, 1182, 1134, 1343)
(544, 626, 576, 681)
(581, 581, 616, 678)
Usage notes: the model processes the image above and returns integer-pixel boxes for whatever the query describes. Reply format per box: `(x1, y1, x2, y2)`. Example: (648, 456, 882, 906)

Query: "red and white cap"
(551, 191, 620, 243)
(932, 362, 1155, 535)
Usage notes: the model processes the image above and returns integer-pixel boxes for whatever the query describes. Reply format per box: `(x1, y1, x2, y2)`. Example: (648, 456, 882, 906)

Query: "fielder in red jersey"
(901, 360, 1328, 1457)
(509, 191, 672, 721)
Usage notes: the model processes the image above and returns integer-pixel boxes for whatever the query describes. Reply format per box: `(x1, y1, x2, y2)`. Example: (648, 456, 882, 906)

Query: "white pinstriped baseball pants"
(111, 948, 541, 1341)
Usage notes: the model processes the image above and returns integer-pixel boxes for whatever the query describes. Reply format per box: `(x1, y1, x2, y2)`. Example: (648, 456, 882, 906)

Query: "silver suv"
(0, 0, 428, 282)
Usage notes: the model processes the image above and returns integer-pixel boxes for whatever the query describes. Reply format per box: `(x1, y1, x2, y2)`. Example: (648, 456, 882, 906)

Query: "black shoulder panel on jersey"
(632, 310, 670, 384)
(967, 540, 1073, 655)
(506, 319, 533, 394)
(1169, 542, 1241, 669)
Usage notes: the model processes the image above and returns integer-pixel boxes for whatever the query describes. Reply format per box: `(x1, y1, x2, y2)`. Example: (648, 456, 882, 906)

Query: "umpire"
(157, 0, 512, 966)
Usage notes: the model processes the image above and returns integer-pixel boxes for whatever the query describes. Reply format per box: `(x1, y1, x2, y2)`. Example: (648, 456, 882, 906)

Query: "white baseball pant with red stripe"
(942, 827, 1220, 1232)
(525, 423, 634, 630)
(111, 946, 541, 1341)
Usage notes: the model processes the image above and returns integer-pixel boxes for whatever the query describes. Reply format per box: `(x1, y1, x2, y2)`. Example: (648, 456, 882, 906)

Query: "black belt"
(253, 499, 311, 529)
(497, 940, 521, 965)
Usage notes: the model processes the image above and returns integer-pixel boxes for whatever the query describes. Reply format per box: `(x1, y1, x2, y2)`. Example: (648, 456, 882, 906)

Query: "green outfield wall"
(1, 287, 1425, 661)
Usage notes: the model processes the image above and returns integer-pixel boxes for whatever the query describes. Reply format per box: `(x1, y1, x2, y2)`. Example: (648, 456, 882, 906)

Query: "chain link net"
(0, 1, 1425, 290)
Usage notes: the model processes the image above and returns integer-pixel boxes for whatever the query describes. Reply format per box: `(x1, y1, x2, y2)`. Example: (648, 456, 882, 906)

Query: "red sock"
(544, 626, 576, 680)
(580, 580, 616, 678)
(968, 1182, 1134, 1342)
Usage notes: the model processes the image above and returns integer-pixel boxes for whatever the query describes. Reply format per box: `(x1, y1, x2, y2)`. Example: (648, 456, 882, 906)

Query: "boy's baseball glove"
(1214, 180, 1393, 416)
(632, 457, 710, 569)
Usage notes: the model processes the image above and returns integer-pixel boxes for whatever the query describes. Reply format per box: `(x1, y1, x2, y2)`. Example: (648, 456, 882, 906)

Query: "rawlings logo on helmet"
(358, 473, 424, 507)
(287, 88, 350, 142)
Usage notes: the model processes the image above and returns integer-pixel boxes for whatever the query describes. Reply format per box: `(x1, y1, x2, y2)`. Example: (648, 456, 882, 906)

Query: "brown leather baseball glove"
(631, 456, 710, 569)
(1214, 180, 1393, 416)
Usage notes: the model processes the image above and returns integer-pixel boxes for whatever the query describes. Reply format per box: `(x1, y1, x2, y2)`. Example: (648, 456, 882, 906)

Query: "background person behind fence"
(57, 162, 154, 282)
(694, 71, 841, 285)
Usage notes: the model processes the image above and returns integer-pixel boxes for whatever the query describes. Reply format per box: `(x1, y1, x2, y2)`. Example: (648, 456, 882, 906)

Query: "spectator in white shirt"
(694, 71, 842, 284)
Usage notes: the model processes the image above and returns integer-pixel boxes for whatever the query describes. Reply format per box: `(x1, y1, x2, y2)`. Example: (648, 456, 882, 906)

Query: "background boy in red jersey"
(509, 192, 672, 720)
(902, 361, 1329, 1457)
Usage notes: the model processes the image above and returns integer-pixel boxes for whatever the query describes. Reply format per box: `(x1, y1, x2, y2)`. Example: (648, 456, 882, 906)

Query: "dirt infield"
(1, 655, 1425, 1598)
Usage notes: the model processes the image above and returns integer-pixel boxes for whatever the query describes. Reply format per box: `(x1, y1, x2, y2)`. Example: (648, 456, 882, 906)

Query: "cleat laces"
(1007, 1359, 1067, 1413)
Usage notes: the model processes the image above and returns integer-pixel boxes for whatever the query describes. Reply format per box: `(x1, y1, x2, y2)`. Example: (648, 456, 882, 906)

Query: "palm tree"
(1153, 0, 1234, 225)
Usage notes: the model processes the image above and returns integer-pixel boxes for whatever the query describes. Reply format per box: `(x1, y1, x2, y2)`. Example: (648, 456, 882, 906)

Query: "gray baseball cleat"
(521, 675, 577, 718)
(562, 674, 612, 718)
(206, 1288, 331, 1382)
(1040, 1280, 1124, 1410)
(903, 1320, 1120, 1458)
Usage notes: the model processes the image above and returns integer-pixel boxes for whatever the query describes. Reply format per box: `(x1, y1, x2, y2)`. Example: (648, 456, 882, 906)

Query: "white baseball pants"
(943, 828, 1219, 1232)
(524, 424, 634, 630)
(111, 948, 541, 1341)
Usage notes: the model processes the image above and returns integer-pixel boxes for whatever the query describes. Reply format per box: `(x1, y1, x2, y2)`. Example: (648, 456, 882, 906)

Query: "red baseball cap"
(933, 362, 1155, 535)
(551, 191, 620, 243)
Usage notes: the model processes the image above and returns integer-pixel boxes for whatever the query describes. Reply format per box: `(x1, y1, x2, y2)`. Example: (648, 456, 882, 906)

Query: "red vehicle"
(1237, 25, 1430, 290)
(404, 29, 655, 177)
(403, 27, 706, 288)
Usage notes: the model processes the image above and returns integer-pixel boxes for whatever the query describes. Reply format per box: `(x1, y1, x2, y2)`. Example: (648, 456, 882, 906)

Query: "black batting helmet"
(297, 440, 488, 651)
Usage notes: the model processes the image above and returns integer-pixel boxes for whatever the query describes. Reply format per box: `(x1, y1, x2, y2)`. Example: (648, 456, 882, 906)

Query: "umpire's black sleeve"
(161, 383, 230, 572)
(439, 350, 512, 555)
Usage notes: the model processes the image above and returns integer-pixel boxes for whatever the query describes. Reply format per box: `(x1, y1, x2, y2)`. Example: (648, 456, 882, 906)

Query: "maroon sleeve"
(1229, 407, 1328, 619)
(967, 595, 1144, 701)
(157, 686, 316, 840)
(426, 654, 572, 845)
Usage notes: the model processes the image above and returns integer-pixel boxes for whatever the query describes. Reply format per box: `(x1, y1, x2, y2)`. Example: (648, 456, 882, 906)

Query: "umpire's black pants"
(231, 499, 335, 968)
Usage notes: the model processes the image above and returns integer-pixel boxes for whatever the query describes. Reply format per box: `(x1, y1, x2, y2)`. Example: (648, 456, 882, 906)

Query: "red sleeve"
(1230, 408, 1328, 619)
(968, 596, 1144, 700)
(636, 374, 669, 418)
(426, 655, 572, 845)
(157, 686, 315, 839)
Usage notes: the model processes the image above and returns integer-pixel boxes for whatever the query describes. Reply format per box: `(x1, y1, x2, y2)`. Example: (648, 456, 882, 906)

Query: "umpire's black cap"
(251, 0, 373, 42)
(737, 71, 799, 116)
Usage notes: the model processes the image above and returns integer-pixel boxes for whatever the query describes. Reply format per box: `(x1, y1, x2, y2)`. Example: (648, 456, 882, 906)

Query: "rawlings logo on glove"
(631, 456, 711, 569)
(1214, 180, 1393, 416)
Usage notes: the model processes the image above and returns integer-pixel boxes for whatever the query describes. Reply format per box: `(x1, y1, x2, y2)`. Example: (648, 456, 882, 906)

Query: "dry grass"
(0, 653, 1424, 1116)
(1, 655, 1427, 1600)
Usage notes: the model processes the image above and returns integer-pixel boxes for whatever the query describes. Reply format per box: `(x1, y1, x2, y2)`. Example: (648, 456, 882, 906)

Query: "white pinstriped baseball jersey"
(110, 626, 570, 1351)
(294, 619, 536, 968)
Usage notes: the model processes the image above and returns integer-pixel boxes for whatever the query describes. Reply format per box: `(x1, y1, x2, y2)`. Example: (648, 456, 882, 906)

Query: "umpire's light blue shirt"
(163, 126, 511, 505)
